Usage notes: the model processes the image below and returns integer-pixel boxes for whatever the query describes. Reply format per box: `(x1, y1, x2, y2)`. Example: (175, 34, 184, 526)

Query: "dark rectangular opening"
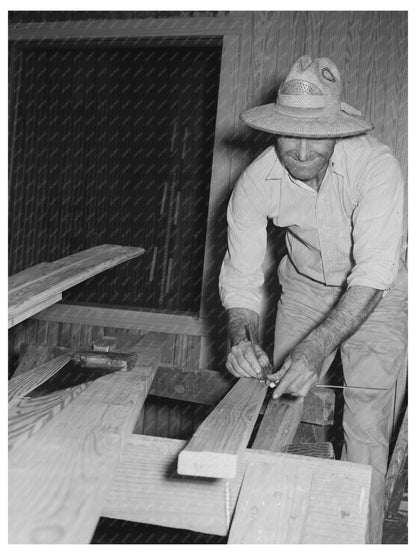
(9, 39, 222, 314)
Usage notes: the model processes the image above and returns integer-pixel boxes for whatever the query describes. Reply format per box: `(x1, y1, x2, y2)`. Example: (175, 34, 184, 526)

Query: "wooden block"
(286, 442, 335, 459)
(303, 387, 335, 425)
(102, 435, 245, 536)
(252, 396, 304, 452)
(229, 450, 372, 544)
(8, 245, 144, 328)
(177, 379, 267, 478)
(149, 366, 236, 406)
(8, 359, 161, 543)
(294, 422, 330, 444)
(92, 336, 117, 352)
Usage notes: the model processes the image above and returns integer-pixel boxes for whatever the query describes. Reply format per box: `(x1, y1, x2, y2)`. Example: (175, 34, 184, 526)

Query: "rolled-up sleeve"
(219, 172, 271, 314)
(347, 150, 404, 290)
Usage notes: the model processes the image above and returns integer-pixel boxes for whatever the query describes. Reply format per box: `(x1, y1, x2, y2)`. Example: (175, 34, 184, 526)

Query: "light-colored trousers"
(273, 255, 407, 543)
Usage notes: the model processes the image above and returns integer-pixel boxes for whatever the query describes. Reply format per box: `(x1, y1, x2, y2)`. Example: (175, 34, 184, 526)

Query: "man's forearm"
(227, 307, 259, 345)
(306, 285, 383, 356)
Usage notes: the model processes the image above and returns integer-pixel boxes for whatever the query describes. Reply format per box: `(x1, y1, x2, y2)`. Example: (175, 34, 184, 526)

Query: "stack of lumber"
(9, 332, 167, 543)
(8, 245, 145, 327)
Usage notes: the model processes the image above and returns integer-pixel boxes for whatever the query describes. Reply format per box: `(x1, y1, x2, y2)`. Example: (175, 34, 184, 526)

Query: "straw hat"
(241, 55, 374, 138)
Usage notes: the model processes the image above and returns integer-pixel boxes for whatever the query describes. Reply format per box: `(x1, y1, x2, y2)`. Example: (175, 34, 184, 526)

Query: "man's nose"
(297, 139, 309, 161)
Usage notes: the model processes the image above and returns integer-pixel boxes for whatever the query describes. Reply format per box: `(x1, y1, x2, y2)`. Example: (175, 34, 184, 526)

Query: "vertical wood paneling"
(245, 11, 407, 177)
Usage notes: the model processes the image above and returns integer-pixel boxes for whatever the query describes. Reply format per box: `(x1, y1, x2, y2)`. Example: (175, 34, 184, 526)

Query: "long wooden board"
(31, 302, 210, 336)
(228, 450, 372, 544)
(8, 244, 144, 327)
(8, 333, 166, 544)
(252, 396, 304, 451)
(177, 379, 267, 478)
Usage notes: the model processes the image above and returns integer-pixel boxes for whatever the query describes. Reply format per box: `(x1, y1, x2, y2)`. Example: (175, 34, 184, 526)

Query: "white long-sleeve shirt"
(219, 134, 405, 314)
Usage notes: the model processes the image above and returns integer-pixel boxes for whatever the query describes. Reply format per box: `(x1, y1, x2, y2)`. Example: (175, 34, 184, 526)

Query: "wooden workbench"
(8, 247, 374, 543)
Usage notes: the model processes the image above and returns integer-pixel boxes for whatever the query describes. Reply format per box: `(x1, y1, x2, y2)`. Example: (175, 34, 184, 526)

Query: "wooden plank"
(8, 245, 120, 292)
(149, 366, 236, 406)
(252, 396, 304, 452)
(103, 435, 370, 541)
(177, 379, 267, 478)
(8, 293, 62, 328)
(228, 451, 372, 544)
(8, 353, 73, 408)
(9, 16, 248, 40)
(384, 406, 408, 513)
(8, 333, 167, 544)
(8, 245, 144, 328)
(12, 344, 51, 377)
(9, 383, 92, 452)
(32, 302, 210, 336)
(102, 435, 244, 536)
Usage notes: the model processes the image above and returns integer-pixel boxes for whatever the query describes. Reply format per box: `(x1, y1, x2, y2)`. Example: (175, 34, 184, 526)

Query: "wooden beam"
(103, 434, 371, 541)
(8, 245, 144, 328)
(32, 302, 210, 336)
(8, 333, 166, 544)
(252, 396, 304, 452)
(228, 451, 372, 544)
(102, 435, 244, 536)
(177, 379, 266, 478)
(149, 366, 236, 405)
(9, 16, 248, 40)
(304, 387, 335, 426)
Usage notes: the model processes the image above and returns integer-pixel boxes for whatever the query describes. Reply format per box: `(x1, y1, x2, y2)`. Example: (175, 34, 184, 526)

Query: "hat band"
(279, 92, 325, 109)
(274, 100, 341, 120)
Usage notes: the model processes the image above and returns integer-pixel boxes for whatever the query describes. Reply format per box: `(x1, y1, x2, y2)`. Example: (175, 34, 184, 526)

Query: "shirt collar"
(265, 142, 346, 180)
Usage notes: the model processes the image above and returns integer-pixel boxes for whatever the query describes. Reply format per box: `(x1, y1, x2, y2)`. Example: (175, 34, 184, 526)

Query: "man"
(219, 55, 407, 543)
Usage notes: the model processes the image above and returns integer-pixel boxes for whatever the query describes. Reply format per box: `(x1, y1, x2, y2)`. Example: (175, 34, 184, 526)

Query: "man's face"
(276, 136, 336, 182)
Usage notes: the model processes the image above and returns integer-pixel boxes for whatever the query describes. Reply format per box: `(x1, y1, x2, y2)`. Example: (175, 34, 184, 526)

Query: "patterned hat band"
(240, 55, 373, 137)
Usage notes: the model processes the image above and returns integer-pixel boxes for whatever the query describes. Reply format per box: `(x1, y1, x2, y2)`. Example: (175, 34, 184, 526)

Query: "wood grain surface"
(102, 435, 245, 536)
(8, 245, 144, 327)
(177, 379, 267, 478)
(252, 396, 304, 451)
(229, 450, 372, 544)
(103, 435, 371, 542)
(8, 332, 167, 543)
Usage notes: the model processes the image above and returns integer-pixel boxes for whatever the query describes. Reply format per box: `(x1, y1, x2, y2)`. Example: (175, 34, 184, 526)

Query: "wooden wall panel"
(242, 11, 407, 178)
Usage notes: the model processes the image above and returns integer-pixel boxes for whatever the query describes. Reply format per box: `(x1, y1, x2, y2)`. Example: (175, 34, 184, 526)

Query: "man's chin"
(287, 166, 318, 181)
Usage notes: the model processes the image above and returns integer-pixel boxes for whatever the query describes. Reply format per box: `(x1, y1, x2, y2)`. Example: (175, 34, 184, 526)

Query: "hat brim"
(241, 103, 374, 138)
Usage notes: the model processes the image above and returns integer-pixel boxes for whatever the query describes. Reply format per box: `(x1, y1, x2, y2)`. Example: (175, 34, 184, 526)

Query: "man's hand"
(267, 339, 324, 398)
(226, 340, 271, 379)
